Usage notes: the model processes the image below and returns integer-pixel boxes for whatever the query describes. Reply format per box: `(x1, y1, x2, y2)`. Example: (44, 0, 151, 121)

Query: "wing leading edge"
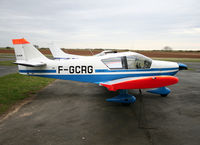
(100, 76, 179, 91)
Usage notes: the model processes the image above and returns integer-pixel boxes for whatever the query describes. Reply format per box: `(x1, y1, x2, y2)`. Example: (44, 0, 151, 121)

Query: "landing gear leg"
(139, 89, 142, 95)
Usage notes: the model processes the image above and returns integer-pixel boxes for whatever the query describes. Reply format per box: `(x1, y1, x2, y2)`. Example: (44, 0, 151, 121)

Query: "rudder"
(12, 38, 47, 62)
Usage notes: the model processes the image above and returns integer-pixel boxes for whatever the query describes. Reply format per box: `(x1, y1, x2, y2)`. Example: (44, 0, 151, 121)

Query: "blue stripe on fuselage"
(19, 70, 56, 73)
(19, 67, 178, 74)
(30, 71, 178, 83)
(95, 67, 179, 73)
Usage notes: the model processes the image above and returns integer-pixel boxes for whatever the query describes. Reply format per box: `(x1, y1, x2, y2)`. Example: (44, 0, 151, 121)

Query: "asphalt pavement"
(0, 66, 18, 77)
(0, 55, 17, 76)
(0, 62, 199, 145)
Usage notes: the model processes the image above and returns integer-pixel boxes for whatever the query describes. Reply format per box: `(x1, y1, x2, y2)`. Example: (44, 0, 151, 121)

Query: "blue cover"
(147, 87, 171, 95)
(106, 90, 136, 103)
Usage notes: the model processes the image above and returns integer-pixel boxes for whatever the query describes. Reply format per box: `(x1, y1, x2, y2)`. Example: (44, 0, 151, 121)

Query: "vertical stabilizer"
(49, 44, 84, 59)
(12, 38, 48, 67)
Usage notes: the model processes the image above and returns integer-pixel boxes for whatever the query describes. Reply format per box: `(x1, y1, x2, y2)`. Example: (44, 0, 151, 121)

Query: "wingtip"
(12, 38, 30, 45)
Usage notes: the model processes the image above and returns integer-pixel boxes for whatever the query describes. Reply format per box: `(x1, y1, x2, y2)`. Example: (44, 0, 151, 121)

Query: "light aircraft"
(12, 38, 187, 104)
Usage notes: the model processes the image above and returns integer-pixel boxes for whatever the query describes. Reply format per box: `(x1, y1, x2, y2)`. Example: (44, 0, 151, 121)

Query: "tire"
(122, 103, 131, 106)
(161, 94, 168, 97)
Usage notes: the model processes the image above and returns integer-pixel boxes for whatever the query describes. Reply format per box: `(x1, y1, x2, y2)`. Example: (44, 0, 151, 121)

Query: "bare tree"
(6, 46, 12, 49)
(33, 45, 39, 49)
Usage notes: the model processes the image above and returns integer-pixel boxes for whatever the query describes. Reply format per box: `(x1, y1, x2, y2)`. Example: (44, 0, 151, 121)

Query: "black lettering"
(67, 65, 94, 74)
(88, 66, 93, 73)
(58, 66, 63, 73)
(69, 66, 74, 73)
(75, 66, 81, 74)
(81, 66, 87, 73)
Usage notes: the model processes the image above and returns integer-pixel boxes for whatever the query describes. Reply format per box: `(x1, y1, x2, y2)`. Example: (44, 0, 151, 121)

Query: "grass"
(0, 60, 16, 66)
(0, 73, 55, 115)
(153, 58, 200, 62)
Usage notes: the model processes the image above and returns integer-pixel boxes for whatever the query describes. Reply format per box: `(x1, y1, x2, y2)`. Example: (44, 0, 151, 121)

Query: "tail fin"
(49, 44, 67, 58)
(12, 38, 47, 67)
(49, 44, 84, 59)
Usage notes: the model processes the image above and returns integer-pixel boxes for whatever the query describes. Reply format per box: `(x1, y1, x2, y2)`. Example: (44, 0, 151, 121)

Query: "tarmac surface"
(0, 66, 17, 77)
(0, 55, 17, 76)
(0, 62, 200, 145)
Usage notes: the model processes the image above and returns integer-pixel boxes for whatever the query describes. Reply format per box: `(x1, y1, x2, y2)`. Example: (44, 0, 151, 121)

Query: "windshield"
(102, 54, 152, 70)
(127, 55, 152, 69)
(102, 57, 123, 69)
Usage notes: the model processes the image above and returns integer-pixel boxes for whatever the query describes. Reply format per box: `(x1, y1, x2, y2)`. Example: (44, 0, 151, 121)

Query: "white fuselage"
(18, 52, 179, 83)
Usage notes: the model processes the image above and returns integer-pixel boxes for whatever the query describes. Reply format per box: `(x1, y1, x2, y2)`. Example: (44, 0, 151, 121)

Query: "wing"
(100, 76, 178, 91)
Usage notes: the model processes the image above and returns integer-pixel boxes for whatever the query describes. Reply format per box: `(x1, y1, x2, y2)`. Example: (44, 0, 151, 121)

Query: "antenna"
(89, 49, 94, 56)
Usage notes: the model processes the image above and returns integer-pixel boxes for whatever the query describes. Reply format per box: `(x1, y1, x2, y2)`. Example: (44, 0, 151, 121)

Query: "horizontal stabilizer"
(14, 61, 46, 67)
(100, 76, 179, 91)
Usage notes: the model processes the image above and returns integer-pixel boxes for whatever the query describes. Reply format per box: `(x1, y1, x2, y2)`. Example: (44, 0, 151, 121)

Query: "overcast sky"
(0, 0, 200, 50)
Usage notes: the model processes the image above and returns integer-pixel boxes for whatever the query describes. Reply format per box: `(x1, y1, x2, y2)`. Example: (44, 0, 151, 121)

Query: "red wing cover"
(100, 76, 179, 91)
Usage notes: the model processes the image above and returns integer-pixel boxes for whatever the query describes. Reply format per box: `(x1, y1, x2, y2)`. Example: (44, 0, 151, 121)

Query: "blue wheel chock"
(106, 90, 136, 104)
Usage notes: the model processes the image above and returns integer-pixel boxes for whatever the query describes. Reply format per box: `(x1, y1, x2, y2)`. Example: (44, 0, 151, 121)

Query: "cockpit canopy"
(102, 53, 152, 69)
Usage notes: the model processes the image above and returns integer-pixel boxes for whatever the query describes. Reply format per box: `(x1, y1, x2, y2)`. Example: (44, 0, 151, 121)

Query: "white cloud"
(0, 0, 200, 50)
(170, 28, 200, 34)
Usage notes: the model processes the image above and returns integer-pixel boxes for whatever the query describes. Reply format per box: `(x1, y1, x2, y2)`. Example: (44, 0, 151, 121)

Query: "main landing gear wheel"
(160, 94, 168, 97)
(121, 100, 131, 106)
(147, 87, 171, 97)
(106, 89, 136, 104)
